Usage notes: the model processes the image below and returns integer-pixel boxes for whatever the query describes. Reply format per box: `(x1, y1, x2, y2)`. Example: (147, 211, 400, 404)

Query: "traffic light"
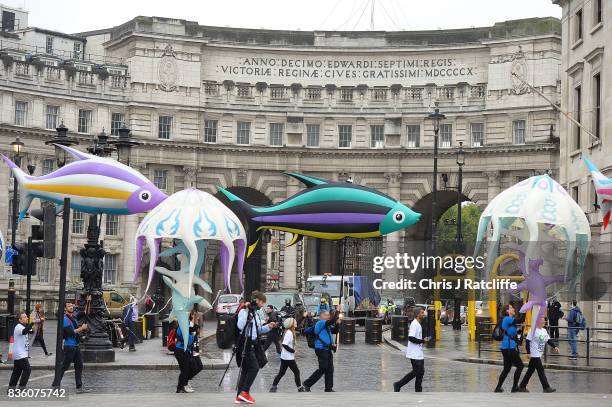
(29, 203, 56, 259)
(10, 244, 26, 275)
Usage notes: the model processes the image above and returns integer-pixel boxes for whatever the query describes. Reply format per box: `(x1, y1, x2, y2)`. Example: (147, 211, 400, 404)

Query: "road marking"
(3, 370, 74, 386)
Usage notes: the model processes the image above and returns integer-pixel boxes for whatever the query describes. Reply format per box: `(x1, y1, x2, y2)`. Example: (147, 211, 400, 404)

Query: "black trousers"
(548, 320, 559, 339)
(33, 335, 49, 355)
(9, 358, 31, 387)
(127, 320, 136, 349)
(174, 348, 191, 390)
(520, 357, 550, 389)
(395, 358, 425, 392)
(54, 346, 83, 388)
(272, 359, 301, 387)
(303, 349, 334, 391)
(237, 348, 260, 394)
(496, 348, 524, 390)
(263, 330, 282, 353)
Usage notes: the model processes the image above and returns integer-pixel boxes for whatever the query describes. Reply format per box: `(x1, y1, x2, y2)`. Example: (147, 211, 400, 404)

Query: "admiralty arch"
(0, 16, 561, 305)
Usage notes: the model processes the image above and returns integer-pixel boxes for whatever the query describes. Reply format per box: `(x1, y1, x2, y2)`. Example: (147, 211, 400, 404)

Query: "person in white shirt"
(270, 317, 306, 393)
(8, 311, 33, 388)
(393, 307, 429, 392)
(518, 316, 559, 393)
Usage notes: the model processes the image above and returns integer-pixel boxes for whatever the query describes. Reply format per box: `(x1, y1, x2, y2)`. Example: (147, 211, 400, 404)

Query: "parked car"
(102, 290, 130, 319)
(263, 291, 306, 324)
(215, 293, 242, 316)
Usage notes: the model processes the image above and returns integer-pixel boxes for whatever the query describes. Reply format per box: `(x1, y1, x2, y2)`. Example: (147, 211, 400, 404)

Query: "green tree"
(437, 202, 482, 253)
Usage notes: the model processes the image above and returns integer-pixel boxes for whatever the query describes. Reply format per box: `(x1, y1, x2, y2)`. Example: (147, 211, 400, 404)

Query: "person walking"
(8, 311, 33, 389)
(494, 304, 525, 393)
(302, 308, 340, 392)
(393, 307, 429, 392)
(546, 299, 563, 340)
(123, 296, 139, 352)
(32, 304, 52, 357)
(52, 302, 90, 393)
(262, 305, 282, 355)
(270, 317, 305, 393)
(565, 301, 585, 360)
(235, 291, 277, 404)
(174, 310, 202, 393)
(518, 316, 559, 393)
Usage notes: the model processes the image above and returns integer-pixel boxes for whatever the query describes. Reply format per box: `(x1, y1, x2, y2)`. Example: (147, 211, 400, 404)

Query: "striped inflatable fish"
(217, 172, 421, 256)
(583, 155, 612, 230)
(1, 145, 167, 220)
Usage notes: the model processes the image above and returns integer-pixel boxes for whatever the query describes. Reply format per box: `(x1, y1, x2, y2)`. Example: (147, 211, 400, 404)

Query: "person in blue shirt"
(174, 309, 202, 393)
(51, 302, 90, 393)
(565, 301, 584, 360)
(315, 298, 330, 317)
(494, 303, 526, 393)
(302, 307, 340, 392)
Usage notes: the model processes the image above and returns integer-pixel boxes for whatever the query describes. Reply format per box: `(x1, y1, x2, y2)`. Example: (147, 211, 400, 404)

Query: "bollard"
(365, 317, 383, 344)
(339, 317, 355, 344)
(425, 308, 436, 348)
(391, 315, 409, 341)
(216, 314, 235, 349)
(161, 320, 170, 347)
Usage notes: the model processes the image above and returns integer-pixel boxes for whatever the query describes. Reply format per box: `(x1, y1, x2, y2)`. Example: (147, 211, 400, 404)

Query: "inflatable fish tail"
(216, 186, 262, 256)
(1, 154, 33, 221)
(583, 155, 612, 230)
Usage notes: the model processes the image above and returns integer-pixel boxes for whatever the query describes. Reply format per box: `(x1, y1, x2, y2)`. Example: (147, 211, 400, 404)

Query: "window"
(204, 82, 219, 95)
(471, 123, 484, 147)
(71, 253, 81, 281)
(407, 125, 420, 148)
(153, 169, 168, 191)
(45, 105, 59, 129)
(340, 88, 353, 102)
(78, 109, 91, 133)
(269, 123, 284, 146)
(306, 124, 320, 147)
(42, 159, 54, 175)
(204, 120, 218, 143)
(237, 121, 251, 145)
(105, 214, 119, 236)
(110, 112, 124, 136)
(158, 116, 172, 139)
(571, 185, 579, 205)
(270, 87, 286, 100)
(103, 254, 118, 285)
(73, 42, 82, 59)
(593, 73, 601, 138)
(2, 11, 15, 31)
(14, 101, 27, 126)
(72, 210, 85, 234)
(338, 125, 352, 148)
(306, 87, 321, 100)
(37, 258, 52, 282)
(513, 120, 526, 145)
(370, 125, 384, 148)
(237, 85, 251, 98)
(440, 124, 452, 148)
(574, 85, 581, 149)
(575, 9, 583, 42)
(45, 36, 53, 54)
(372, 88, 387, 101)
(594, 0, 602, 24)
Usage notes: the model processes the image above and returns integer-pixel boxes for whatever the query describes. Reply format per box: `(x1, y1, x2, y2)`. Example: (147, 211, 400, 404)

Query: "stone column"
(384, 172, 403, 287)
(121, 214, 140, 289)
(484, 171, 501, 202)
(282, 175, 300, 290)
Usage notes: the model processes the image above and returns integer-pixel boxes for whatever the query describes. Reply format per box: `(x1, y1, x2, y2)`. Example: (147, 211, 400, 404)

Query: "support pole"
(53, 198, 71, 387)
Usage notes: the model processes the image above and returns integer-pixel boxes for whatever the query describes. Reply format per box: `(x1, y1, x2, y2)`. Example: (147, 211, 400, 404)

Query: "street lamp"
(87, 129, 113, 157)
(45, 122, 78, 168)
(456, 142, 465, 252)
(9, 137, 25, 245)
(426, 108, 445, 257)
(110, 124, 140, 166)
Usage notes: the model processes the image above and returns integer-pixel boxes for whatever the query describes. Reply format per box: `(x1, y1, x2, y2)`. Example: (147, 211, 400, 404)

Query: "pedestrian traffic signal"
(10, 244, 25, 275)
(29, 203, 56, 259)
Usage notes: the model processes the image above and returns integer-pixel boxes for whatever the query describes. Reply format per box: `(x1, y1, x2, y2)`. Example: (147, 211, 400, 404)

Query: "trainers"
(324, 389, 335, 392)
(303, 386, 311, 392)
(517, 387, 529, 392)
(269, 385, 277, 393)
(184, 384, 195, 393)
(238, 391, 255, 404)
(543, 387, 556, 393)
(234, 396, 246, 404)
(298, 386, 306, 392)
(76, 388, 92, 394)
(177, 387, 187, 393)
(494, 387, 504, 393)
(569, 356, 578, 360)
(393, 382, 401, 392)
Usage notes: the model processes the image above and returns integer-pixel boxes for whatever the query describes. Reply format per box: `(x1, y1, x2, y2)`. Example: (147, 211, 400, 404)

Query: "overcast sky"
(5, 0, 561, 34)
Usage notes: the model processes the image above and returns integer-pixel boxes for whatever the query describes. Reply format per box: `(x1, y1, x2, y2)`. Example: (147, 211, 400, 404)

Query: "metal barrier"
(477, 321, 612, 366)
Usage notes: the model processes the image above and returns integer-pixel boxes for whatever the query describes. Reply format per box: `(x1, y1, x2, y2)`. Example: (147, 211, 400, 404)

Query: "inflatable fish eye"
(139, 190, 152, 203)
(393, 211, 405, 224)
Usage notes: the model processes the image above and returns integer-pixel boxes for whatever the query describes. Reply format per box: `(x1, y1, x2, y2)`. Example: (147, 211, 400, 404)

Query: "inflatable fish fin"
(1, 155, 34, 222)
(18, 196, 33, 222)
(54, 144, 97, 161)
(284, 172, 329, 188)
(286, 232, 303, 247)
(604, 211, 611, 230)
(216, 186, 262, 256)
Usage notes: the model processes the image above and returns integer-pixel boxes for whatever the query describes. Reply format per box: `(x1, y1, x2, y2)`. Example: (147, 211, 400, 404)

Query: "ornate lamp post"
(9, 137, 24, 245)
(426, 108, 445, 257)
(456, 142, 465, 252)
(46, 122, 78, 168)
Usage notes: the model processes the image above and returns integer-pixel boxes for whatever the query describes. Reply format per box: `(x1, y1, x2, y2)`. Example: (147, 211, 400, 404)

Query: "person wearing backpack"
(302, 307, 340, 392)
(269, 317, 306, 393)
(546, 299, 563, 339)
(565, 301, 585, 360)
(174, 313, 201, 393)
(518, 315, 559, 393)
(494, 303, 525, 393)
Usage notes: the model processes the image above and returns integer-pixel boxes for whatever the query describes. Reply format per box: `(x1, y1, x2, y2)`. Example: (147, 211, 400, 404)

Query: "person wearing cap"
(315, 298, 330, 317)
(270, 317, 305, 393)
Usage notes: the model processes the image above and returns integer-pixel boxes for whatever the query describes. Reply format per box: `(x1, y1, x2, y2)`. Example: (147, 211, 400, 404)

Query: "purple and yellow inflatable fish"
(1, 145, 167, 220)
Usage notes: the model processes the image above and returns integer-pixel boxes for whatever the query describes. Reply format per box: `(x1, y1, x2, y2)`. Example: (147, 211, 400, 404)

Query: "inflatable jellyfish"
(474, 174, 591, 334)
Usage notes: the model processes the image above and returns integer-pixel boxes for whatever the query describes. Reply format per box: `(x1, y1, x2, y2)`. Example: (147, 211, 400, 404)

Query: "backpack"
(303, 320, 317, 349)
(491, 322, 504, 341)
(167, 327, 177, 352)
(573, 309, 586, 330)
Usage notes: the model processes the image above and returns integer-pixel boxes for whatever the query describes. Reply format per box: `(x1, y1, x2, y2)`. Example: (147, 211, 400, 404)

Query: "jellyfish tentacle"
(235, 239, 247, 292)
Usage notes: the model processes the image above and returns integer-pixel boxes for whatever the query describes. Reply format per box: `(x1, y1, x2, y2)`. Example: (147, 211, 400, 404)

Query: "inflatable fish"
(217, 172, 421, 256)
(583, 155, 612, 230)
(1, 145, 167, 220)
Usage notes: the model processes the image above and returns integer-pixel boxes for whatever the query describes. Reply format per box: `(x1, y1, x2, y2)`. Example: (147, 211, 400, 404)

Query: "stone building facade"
(0, 15, 562, 309)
